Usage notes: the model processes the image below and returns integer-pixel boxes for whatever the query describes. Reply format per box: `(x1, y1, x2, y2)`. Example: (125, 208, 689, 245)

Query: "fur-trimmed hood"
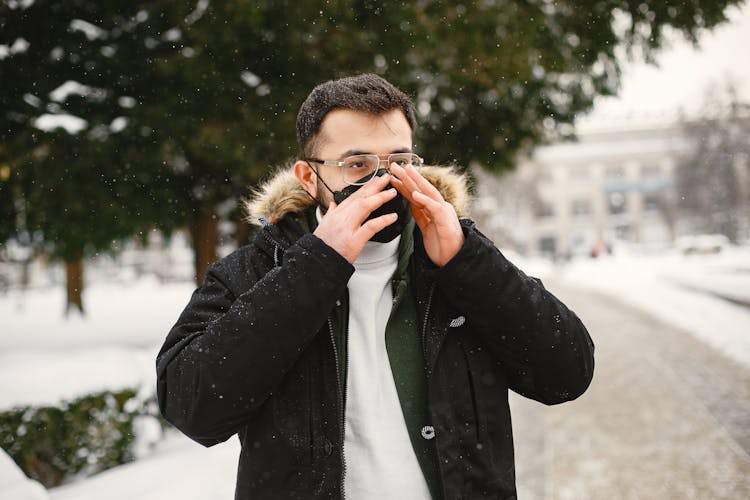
(244, 165, 472, 226)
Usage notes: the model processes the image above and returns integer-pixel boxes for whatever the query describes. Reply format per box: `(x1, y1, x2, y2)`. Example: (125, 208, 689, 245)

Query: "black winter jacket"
(156, 167, 594, 500)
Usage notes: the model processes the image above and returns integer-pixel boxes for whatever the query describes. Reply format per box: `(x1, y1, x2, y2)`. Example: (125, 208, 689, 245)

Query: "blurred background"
(1, 1, 749, 499)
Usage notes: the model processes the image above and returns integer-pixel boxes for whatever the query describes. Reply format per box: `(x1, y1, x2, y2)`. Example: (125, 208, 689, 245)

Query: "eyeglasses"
(304, 153, 424, 185)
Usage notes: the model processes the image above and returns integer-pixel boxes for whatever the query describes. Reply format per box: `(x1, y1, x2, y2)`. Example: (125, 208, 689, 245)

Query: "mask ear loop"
(305, 161, 337, 195)
(304, 161, 335, 212)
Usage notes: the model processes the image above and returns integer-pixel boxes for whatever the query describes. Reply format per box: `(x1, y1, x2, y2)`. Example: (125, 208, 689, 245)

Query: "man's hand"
(313, 173, 399, 264)
(389, 163, 464, 267)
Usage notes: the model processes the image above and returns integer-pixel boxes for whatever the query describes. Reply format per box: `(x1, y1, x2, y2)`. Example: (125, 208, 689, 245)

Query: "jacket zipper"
(420, 281, 447, 499)
(326, 315, 347, 498)
(421, 282, 437, 378)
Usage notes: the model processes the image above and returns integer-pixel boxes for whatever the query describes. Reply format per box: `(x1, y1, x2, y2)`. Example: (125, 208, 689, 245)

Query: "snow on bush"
(0, 388, 164, 488)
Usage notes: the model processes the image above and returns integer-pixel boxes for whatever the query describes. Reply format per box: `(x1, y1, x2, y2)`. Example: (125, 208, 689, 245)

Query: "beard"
(316, 177, 334, 214)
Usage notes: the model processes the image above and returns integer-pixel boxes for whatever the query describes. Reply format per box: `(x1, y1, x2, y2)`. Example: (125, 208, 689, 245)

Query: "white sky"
(580, 1, 750, 129)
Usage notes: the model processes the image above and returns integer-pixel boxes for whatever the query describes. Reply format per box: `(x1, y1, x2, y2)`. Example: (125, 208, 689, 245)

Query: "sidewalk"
(512, 285, 750, 499)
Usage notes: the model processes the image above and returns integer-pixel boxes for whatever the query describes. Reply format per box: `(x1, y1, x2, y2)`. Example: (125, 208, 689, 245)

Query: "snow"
(2, 275, 192, 350)
(33, 114, 87, 134)
(68, 19, 106, 41)
(2, 244, 749, 498)
(49, 81, 92, 103)
(0, 448, 48, 500)
(49, 433, 238, 500)
(0, 348, 154, 410)
(0, 276, 193, 410)
(554, 244, 750, 369)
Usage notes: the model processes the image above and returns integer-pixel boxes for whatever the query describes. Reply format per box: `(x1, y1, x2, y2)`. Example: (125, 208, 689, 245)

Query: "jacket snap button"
(421, 425, 435, 440)
(324, 439, 334, 456)
(449, 315, 466, 328)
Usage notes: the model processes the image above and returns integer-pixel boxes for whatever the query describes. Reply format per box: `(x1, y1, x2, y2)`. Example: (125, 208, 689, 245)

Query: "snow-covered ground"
(49, 432, 238, 500)
(0, 447, 47, 500)
(1, 244, 749, 499)
(1, 276, 193, 410)
(1, 274, 200, 500)
(553, 244, 750, 370)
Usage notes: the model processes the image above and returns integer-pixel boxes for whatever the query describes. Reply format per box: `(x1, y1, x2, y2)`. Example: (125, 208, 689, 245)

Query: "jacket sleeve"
(435, 220, 595, 405)
(156, 234, 353, 446)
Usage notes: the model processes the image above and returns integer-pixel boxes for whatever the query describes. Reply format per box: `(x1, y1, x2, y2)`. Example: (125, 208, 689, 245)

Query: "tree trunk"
(20, 258, 31, 288)
(189, 205, 219, 286)
(65, 257, 84, 315)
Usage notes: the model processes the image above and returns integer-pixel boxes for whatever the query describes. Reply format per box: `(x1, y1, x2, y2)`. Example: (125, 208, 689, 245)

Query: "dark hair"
(296, 74, 417, 157)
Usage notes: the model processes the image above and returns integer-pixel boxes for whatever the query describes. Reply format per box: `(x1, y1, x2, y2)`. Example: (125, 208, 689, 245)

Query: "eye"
(344, 156, 375, 170)
(391, 154, 414, 166)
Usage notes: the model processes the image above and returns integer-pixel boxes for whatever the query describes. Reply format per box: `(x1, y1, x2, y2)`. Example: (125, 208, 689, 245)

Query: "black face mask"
(318, 169, 411, 243)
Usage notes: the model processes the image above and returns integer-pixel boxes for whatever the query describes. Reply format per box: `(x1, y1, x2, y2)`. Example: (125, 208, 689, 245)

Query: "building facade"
(473, 121, 694, 258)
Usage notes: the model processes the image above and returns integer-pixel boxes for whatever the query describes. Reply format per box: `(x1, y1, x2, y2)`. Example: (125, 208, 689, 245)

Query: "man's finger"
(353, 188, 398, 223)
(412, 190, 443, 213)
(334, 173, 391, 211)
(387, 175, 414, 203)
(389, 163, 417, 189)
(389, 164, 423, 202)
(405, 163, 444, 201)
(330, 187, 397, 228)
(346, 171, 391, 201)
(356, 212, 398, 241)
(415, 190, 461, 227)
(410, 203, 432, 230)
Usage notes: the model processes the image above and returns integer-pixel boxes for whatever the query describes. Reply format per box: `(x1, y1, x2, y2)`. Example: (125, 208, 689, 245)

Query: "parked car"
(675, 234, 730, 254)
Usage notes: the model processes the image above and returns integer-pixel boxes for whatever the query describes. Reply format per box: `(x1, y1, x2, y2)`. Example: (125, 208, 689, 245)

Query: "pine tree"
(2, 0, 744, 307)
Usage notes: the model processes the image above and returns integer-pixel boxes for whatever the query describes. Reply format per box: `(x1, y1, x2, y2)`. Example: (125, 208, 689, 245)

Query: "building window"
(538, 236, 557, 256)
(572, 199, 591, 217)
(570, 166, 589, 182)
(608, 192, 626, 215)
(605, 166, 624, 180)
(641, 165, 661, 179)
(643, 193, 660, 212)
(613, 224, 630, 240)
(533, 200, 555, 219)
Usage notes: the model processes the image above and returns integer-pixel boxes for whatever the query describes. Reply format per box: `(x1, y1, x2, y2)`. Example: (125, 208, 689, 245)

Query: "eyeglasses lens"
(343, 154, 422, 185)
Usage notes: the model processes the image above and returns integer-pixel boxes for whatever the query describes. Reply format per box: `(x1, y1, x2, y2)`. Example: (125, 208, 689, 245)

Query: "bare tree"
(677, 84, 750, 242)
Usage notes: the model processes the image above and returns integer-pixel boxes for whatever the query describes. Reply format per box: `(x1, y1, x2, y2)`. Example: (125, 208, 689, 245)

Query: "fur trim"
(244, 165, 471, 226)
(418, 165, 472, 219)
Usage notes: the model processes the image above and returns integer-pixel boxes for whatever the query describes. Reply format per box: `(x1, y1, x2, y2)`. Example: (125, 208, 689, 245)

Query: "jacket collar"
(244, 165, 472, 227)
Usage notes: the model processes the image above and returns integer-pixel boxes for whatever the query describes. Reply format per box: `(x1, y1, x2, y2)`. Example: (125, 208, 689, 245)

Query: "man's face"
(309, 108, 413, 208)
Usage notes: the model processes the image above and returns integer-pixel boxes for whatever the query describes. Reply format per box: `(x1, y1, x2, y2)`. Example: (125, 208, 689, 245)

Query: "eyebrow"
(338, 147, 412, 159)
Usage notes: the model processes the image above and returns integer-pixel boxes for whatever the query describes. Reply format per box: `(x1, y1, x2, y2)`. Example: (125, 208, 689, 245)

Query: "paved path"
(511, 284, 750, 500)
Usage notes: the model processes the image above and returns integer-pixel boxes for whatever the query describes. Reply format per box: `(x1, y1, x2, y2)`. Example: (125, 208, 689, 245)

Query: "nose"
(374, 167, 390, 178)
(378, 159, 394, 175)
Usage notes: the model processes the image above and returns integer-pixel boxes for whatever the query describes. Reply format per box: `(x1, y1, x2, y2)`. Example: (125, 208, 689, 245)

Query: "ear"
(293, 160, 318, 199)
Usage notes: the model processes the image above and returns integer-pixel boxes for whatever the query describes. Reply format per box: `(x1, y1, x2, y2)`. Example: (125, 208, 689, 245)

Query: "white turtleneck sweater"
(317, 209, 431, 499)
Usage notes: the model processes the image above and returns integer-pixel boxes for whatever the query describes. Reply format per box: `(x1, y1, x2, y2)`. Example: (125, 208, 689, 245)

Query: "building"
(473, 121, 694, 258)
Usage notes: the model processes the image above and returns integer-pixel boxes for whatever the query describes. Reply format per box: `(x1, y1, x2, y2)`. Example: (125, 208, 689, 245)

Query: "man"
(157, 74, 594, 499)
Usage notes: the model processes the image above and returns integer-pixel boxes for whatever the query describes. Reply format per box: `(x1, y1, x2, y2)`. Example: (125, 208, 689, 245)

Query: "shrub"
(0, 388, 164, 488)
